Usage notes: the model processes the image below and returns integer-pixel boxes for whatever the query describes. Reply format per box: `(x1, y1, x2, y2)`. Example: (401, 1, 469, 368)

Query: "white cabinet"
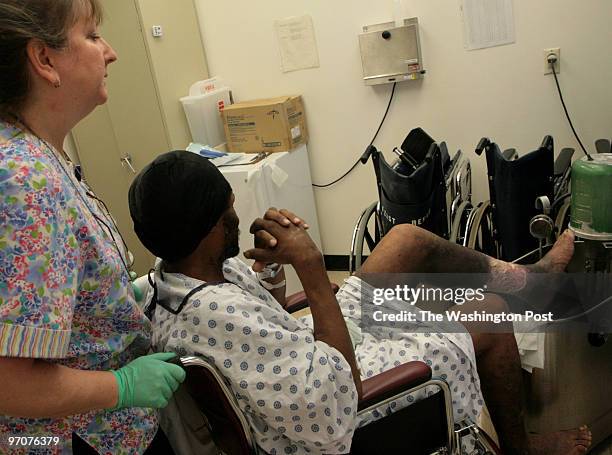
(217, 145, 321, 294)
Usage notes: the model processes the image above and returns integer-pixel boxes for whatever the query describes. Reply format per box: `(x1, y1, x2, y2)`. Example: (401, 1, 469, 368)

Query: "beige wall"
(195, 0, 612, 255)
(136, 0, 209, 150)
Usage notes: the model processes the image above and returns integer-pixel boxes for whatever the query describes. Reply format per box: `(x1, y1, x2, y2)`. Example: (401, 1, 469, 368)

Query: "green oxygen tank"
(570, 153, 612, 240)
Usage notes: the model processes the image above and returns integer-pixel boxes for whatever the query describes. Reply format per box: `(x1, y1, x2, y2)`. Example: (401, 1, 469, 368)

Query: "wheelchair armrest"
(502, 148, 517, 160)
(358, 361, 432, 411)
(285, 283, 340, 313)
(595, 138, 611, 154)
(554, 147, 574, 177)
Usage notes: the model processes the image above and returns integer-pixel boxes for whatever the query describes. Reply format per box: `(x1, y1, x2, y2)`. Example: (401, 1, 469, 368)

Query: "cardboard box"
(221, 95, 308, 153)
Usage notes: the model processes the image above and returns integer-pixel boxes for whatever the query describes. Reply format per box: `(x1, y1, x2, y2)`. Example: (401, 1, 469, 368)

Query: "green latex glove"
(131, 281, 144, 302)
(111, 352, 186, 409)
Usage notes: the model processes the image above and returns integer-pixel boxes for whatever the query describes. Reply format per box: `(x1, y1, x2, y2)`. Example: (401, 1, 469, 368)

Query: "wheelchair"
(132, 279, 500, 454)
(349, 128, 473, 273)
(175, 290, 501, 455)
(463, 136, 574, 263)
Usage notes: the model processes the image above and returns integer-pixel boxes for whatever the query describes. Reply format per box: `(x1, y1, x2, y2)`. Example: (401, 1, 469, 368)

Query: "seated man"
(128, 151, 591, 455)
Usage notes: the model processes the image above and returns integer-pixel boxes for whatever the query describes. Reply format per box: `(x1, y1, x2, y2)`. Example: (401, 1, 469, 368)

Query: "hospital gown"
(151, 258, 483, 455)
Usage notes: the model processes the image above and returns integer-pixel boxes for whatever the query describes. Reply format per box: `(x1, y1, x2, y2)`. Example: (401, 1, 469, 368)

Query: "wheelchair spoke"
(466, 201, 499, 258)
(364, 230, 376, 252)
(450, 200, 472, 245)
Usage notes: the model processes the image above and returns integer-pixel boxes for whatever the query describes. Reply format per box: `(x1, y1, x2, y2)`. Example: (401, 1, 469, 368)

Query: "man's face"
(222, 195, 240, 260)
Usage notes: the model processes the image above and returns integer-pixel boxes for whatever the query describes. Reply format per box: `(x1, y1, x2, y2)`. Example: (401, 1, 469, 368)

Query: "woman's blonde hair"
(0, 0, 103, 116)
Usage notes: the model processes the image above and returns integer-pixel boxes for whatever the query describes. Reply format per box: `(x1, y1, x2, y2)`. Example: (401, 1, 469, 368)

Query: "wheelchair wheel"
(449, 200, 473, 245)
(555, 199, 571, 235)
(464, 201, 498, 257)
(349, 202, 379, 274)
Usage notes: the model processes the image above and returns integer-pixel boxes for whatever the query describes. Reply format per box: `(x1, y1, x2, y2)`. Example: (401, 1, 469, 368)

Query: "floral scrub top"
(0, 120, 157, 454)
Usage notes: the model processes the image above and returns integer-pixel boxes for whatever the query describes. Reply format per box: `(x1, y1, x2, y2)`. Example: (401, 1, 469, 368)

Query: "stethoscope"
(16, 118, 135, 281)
(77, 167, 135, 280)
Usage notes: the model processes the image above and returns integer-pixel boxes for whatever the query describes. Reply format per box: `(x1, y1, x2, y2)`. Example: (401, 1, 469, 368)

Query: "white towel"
(513, 323, 546, 372)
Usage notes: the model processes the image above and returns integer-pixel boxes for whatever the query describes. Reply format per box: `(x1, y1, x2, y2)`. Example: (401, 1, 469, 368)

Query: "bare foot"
(528, 425, 592, 455)
(532, 230, 575, 273)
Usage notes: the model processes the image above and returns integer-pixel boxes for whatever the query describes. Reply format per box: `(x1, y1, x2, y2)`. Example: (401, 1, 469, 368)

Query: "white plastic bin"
(180, 78, 231, 147)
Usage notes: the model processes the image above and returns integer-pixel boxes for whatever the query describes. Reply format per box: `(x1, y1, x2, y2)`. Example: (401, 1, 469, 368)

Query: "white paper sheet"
(275, 15, 320, 73)
(460, 0, 516, 50)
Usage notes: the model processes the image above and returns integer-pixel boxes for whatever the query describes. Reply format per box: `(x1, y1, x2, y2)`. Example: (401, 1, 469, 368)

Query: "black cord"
(14, 116, 135, 277)
(550, 62, 593, 161)
(92, 213, 132, 277)
(85, 190, 133, 276)
(313, 82, 397, 188)
(311, 156, 362, 188)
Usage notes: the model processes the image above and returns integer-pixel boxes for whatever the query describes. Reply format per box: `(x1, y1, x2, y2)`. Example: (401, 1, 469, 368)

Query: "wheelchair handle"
(360, 144, 378, 164)
(540, 134, 554, 152)
(475, 137, 491, 156)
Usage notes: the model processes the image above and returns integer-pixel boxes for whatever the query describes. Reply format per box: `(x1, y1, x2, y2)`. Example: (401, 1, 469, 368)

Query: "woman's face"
(51, 14, 118, 113)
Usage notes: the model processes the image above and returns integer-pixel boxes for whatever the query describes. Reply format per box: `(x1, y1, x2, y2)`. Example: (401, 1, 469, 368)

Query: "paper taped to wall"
(275, 15, 320, 73)
(460, 0, 516, 50)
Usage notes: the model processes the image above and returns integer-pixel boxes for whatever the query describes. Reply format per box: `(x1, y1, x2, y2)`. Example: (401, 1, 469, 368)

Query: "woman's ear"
(25, 39, 61, 87)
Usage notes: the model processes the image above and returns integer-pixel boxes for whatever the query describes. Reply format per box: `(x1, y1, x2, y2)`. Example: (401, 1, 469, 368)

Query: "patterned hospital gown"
(151, 258, 483, 455)
(0, 120, 157, 454)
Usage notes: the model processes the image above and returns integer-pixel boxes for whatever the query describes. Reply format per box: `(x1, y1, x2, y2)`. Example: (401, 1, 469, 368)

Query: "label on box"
(225, 116, 257, 143)
(291, 126, 301, 140)
(263, 140, 282, 148)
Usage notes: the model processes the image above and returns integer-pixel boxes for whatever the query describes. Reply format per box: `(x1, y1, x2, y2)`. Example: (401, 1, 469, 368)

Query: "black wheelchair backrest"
(484, 137, 554, 261)
(372, 143, 448, 238)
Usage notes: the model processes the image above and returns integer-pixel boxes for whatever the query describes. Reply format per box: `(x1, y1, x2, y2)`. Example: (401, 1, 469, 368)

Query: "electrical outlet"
(152, 25, 163, 38)
(544, 47, 560, 75)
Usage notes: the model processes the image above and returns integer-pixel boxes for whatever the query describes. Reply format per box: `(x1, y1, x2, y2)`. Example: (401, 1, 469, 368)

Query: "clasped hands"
(243, 208, 319, 272)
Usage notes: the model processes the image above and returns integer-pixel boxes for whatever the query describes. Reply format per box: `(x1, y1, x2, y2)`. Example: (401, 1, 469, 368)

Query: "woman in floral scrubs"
(0, 1, 183, 453)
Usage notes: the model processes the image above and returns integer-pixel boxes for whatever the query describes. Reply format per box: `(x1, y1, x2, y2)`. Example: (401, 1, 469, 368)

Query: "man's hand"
(264, 207, 309, 231)
(246, 208, 313, 272)
(245, 211, 319, 269)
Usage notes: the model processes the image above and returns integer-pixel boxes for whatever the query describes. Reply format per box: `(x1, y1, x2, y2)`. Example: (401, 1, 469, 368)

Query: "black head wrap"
(128, 150, 232, 262)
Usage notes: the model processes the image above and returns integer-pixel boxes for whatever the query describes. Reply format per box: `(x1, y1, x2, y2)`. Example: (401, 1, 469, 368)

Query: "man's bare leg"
(356, 224, 574, 284)
(457, 296, 591, 454)
(355, 225, 592, 454)
(461, 294, 529, 453)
